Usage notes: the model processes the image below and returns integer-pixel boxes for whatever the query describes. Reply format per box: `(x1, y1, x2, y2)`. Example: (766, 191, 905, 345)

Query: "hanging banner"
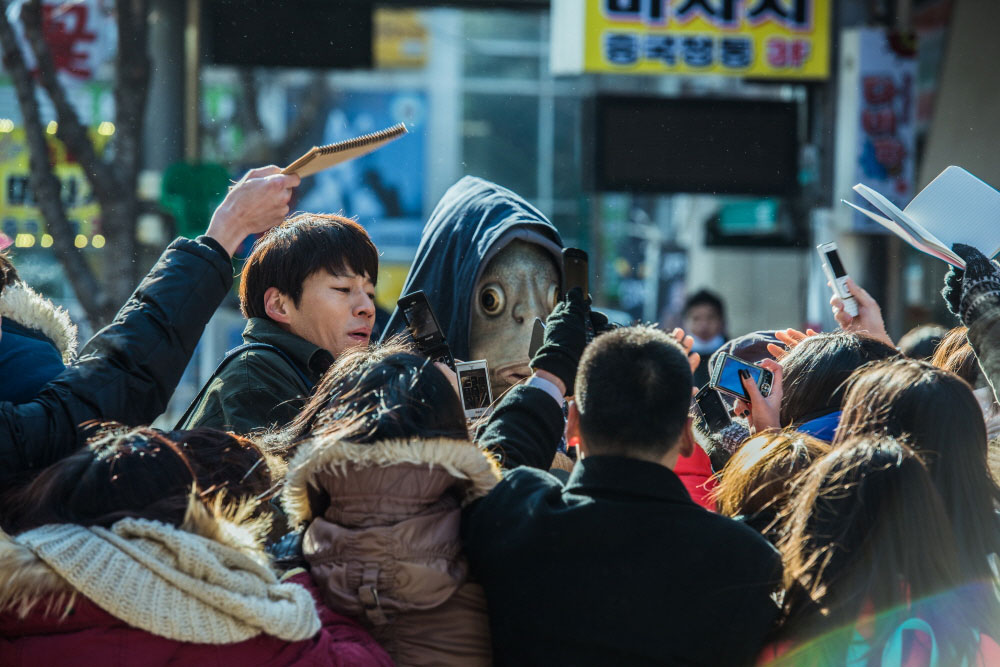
(833, 28, 917, 232)
(5, 0, 116, 82)
(552, 0, 831, 80)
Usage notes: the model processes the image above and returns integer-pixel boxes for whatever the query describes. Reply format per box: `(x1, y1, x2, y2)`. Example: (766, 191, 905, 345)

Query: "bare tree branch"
(112, 0, 149, 189)
(0, 1, 111, 326)
(276, 77, 328, 158)
(232, 72, 329, 165)
(21, 0, 117, 200)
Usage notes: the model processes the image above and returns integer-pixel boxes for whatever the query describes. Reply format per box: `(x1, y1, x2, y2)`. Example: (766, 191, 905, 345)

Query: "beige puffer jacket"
(282, 437, 501, 666)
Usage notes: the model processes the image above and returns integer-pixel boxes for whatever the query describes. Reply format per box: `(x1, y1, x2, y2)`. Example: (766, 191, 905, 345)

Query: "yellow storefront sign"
(553, 0, 830, 80)
(0, 128, 108, 243)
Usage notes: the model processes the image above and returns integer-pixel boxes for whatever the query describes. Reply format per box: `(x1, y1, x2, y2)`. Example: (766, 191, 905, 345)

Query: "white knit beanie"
(16, 519, 320, 644)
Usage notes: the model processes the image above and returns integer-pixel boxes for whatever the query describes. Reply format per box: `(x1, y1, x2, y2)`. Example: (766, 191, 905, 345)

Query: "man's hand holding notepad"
(283, 123, 408, 179)
(843, 166, 1000, 269)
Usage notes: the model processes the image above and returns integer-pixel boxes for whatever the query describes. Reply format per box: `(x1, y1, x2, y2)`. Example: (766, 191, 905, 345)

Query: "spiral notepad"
(282, 123, 408, 178)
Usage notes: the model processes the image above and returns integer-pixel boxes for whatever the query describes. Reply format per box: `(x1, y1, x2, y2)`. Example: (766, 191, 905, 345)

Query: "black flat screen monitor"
(594, 96, 799, 196)
(204, 0, 372, 69)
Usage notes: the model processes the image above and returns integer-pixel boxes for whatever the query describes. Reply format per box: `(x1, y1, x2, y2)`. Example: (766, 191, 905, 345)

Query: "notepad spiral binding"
(316, 123, 408, 155)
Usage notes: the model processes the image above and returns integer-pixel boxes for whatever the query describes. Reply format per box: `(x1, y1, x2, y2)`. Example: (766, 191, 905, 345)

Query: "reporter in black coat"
(0, 166, 299, 494)
(463, 298, 782, 666)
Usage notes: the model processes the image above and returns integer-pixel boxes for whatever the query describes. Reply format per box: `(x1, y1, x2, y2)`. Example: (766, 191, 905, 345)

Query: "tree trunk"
(107, 0, 151, 300)
(2, 0, 153, 328)
(0, 1, 114, 328)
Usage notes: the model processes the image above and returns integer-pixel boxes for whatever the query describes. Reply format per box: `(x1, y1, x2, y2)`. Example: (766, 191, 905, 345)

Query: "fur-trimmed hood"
(0, 495, 272, 622)
(0, 280, 77, 362)
(282, 436, 497, 664)
(281, 436, 502, 528)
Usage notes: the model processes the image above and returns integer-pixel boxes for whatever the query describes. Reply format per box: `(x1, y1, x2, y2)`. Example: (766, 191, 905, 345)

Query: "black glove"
(531, 287, 588, 395)
(950, 243, 1000, 327)
(589, 308, 619, 336)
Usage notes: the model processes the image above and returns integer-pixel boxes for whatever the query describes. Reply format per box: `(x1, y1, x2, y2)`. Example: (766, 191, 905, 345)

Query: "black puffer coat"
(0, 236, 233, 491)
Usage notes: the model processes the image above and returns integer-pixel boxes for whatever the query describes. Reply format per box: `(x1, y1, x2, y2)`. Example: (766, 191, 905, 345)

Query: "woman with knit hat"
(0, 425, 392, 666)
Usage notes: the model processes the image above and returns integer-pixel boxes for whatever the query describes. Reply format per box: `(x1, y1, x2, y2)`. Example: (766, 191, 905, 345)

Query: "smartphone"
(398, 290, 455, 370)
(817, 242, 859, 317)
(710, 353, 773, 402)
(528, 317, 545, 358)
(562, 247, 594, 340)
(694, 385, 732, 433)
(455, 359, 493, 419)
(562, 247, 589, 300)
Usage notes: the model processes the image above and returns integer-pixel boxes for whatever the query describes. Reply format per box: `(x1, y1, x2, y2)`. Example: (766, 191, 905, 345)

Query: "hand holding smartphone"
(817, 242, 859, 318)
(728, 358, 783, 434)
(709, 354, 773, 402)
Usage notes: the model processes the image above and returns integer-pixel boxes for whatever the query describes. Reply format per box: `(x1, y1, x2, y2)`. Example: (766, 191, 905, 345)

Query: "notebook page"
(852, 184, 962, 265)
(904, 166, 1000, 258)
(844, 201, 965, 268)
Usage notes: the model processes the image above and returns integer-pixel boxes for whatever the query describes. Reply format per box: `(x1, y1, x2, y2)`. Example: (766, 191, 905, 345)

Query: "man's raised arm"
(0, 167, 299, 489)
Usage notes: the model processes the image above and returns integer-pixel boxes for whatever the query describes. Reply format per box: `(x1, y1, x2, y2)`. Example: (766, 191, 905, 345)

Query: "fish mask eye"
(479, 284, 506, 316)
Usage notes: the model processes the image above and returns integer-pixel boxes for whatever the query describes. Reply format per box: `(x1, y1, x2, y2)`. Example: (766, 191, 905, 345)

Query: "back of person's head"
(166, 428, 274, 500)
(930, 326, 981, 386)
(238, 213, 379, 320)
(712, 430, 829, 522)
(897, 323, 947, 360)
(779, 331, 897, 426)
(270, 339, 468, 461)
(576, 326, 691, 458)
(5, 425, 199, 533)
(778, 436, 993, 663)
(836, 358, 1000, 581)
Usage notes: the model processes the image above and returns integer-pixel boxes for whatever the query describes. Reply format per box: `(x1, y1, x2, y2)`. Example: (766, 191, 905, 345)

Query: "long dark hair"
(779, 332, 897, 426)
(836, 359, 1000, 589)
(265, 339, 468, 463)
(4, 425, 273, 534)
(712, 429, 829, 543)
(776, 437, 995, 665)
(6, 425, 199, 533)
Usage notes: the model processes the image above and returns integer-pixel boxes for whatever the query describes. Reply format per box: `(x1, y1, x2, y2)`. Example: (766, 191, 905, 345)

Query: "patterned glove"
(941, 263, 964, 317)
(952, 243, 1000, 327)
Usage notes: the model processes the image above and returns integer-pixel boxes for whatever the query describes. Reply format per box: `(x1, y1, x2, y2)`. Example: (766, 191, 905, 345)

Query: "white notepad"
(843, 166, 1000, 269)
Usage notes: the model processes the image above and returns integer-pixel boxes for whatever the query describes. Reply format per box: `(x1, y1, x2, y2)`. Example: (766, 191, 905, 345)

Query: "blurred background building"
(0, 0, 993, 420)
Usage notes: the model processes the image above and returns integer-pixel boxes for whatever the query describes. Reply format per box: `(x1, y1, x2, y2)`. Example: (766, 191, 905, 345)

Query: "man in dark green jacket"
(0, 165, 298, 493)
(179, 213, 379, 434)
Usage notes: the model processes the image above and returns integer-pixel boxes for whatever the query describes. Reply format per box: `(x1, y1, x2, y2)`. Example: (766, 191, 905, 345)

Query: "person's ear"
(264, 287, 292, 324)
(679, 416, 696, 458)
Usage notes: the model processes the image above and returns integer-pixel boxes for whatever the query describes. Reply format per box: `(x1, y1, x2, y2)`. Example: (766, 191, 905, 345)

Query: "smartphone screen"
(458, 365, 491, 410)
(562, 248, 589, 299)
(824, 248, 847, 278)
(403, 301, 439, 340)
(715, 356, 764, 401)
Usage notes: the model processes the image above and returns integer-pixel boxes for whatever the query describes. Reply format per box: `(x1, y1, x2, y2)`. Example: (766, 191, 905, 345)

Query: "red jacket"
(674, 442, 718, 511)
(0, 572, 394, 667)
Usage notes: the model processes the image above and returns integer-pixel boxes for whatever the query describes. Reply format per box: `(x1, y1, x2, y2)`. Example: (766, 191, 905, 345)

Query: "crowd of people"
(0, 165, 997, 666)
